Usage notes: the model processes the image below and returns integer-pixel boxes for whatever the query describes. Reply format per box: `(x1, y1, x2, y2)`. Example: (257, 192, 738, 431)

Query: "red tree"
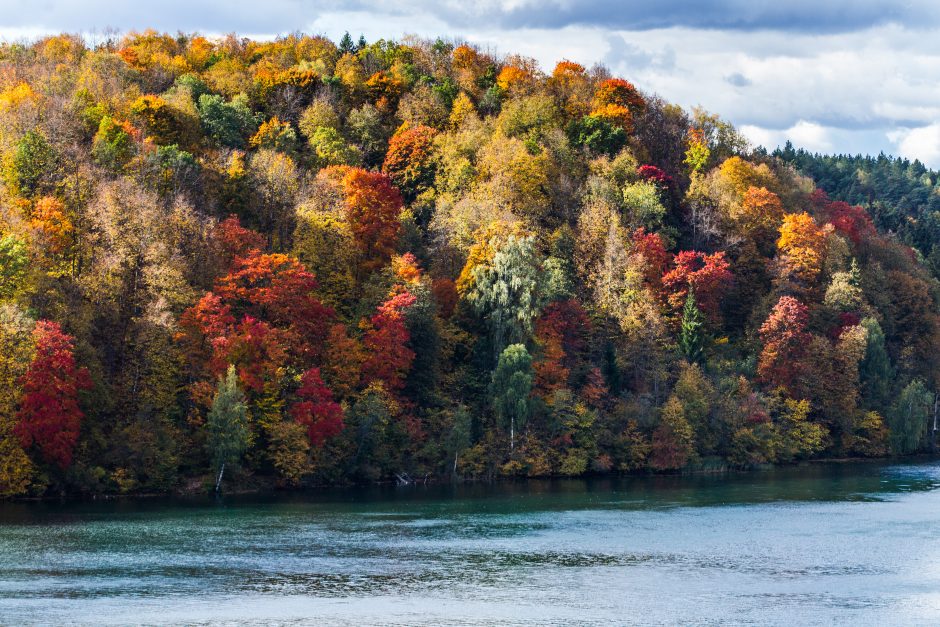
(534, 300, 590, 397)
(212, 215, 265, 269)
(290, 367, 344, 446)
(213, 252, 333, 361)
(823, 201, 875, 246)
(632, 228, 670, 287)
(15, 321, 91, 469)
(637, 164, 672, 187)
(322, 166, 403, 274)
(661, 251, 733, 320)
(177, 251, 333, 401)
(757, 296, 810, 392)
(361, 290, 416, 393)
(382, 124, 437, 201)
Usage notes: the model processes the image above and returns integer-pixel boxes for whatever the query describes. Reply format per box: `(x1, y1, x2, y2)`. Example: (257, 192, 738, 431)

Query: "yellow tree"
(777, 212, 831, 286)
(0, 305, 34, 496)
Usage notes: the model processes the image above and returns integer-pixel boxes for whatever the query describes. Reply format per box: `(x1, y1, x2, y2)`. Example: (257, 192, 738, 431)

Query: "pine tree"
(339, 32, 354, 54)
(208, 366, 251, 493)
(679, 289, 706, 363)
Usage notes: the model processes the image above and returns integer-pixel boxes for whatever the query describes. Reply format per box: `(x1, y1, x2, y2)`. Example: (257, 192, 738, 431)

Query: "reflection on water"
(2, 460, 940, 625)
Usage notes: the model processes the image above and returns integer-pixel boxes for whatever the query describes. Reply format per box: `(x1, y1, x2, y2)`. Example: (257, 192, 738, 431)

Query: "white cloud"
(889, 124, 940, 166)
(786, 121, 833, 152)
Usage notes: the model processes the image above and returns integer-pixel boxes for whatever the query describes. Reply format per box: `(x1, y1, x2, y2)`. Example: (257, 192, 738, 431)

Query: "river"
(2, 460, 940, 625)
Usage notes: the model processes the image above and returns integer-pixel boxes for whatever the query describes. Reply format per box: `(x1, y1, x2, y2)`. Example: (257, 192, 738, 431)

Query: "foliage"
(207, 365, 251, 475)
(14, 321, 91, 470)
(888, 379, 931, 454)
(679, 290, 706, 363)
(0, 31, 932, 496)
(490, 344, 534, 450)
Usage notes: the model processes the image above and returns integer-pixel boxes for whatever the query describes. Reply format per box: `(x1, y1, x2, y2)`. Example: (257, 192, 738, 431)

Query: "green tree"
(207, 365, 251, 492)
(468, 235, 544, 359)
(4, 129, 56, 197)
(859, 317, 894, 413)
(197, 93, 259, 148)
(490, 344, 533, 451)
(0, 235, 28, 300)
(888, 379, 931, 455)
(673, 362, 715, 454)
(679, 289, 706, 363)
(567, 115, 626, 156)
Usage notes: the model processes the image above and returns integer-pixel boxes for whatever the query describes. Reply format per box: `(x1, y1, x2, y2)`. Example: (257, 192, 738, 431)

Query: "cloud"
(412, 1, 940, 34)
(741, 121, 833, 153)
(889, 124, 940, 166)
(724, 72, 751, 87)
(603, 34, 675, 72)
(786, 120, 833, 152)
(4, 0, 940, 36)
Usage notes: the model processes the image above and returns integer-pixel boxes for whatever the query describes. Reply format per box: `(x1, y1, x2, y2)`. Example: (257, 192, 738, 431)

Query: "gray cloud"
(603, 34, 675, 72)
(5, 0, 940, 36)
(724, 72, 751, 87)
(365, 1, 940, 34)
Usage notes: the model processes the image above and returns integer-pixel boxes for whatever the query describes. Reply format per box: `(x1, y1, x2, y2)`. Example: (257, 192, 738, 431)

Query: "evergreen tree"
(207, 366, 251, 492)
(679, 289, 706, 363)
(859, 317, 894, 413)
(339, 32, 354, 54)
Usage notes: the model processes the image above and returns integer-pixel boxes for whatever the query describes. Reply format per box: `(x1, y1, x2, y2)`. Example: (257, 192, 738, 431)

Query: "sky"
(2, 0, 939, 167)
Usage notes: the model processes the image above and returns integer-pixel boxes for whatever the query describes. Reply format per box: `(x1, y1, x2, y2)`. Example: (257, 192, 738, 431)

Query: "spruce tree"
(679, 289, 706, 363)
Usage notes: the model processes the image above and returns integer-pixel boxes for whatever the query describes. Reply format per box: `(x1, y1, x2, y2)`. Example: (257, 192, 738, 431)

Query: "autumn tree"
(322, 166, 403, 275)
(290, 367, 344, 446)
(591, 78, 645, 132)
(361, 291, 417, 394)
(14, 321, 91, 470)
(0, 306, 34, 496)
(757, 296, 809, 393)
(734, 186, 785, 245)
(661, 251, 733, 321)
(382, 124, 437, 201)
(650, 396, 696, 470)
(777, 212, 830, 288)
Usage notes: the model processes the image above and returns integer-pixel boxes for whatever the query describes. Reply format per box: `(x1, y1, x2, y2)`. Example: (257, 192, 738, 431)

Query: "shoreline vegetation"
(7, 455, 937, 503)
(1, 31, 939, 500)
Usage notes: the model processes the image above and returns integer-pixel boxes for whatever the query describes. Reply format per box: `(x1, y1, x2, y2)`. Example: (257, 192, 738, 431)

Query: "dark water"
(2, 461, 940, 625)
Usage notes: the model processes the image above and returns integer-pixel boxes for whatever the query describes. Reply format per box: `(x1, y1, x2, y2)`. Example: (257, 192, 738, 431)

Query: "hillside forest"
(1, 31, 939, 497)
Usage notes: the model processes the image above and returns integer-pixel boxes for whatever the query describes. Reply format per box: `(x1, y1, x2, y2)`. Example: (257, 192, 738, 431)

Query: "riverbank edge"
(6, 454, 938, 503)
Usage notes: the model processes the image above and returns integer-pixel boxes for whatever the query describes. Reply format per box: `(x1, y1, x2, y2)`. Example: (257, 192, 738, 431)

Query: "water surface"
(2, 461, 940, 625)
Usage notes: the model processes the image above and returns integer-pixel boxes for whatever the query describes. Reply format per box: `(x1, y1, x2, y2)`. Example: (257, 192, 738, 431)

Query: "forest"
(0, 31, 938, 497)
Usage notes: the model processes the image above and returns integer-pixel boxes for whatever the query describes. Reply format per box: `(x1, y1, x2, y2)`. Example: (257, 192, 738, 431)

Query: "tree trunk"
(453, 451, 458, 474)
(510, 417, 515, 451)
(215, 463, 225, 494)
